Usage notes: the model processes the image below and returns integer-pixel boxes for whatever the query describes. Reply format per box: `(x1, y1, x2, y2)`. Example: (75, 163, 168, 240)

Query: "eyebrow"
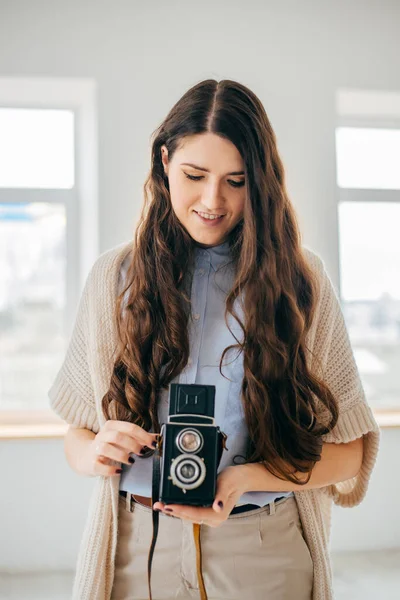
(180, 162, 245, 176)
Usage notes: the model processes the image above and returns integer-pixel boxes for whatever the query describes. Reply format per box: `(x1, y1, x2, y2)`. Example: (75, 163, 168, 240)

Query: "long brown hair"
(102, 79, 339, 485)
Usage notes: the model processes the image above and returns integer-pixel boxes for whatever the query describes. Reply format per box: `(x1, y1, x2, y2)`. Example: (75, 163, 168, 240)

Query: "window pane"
(0, 202, 66, 411)
(0, 108, 74, 189)
(335, 127, 400, 190)
(339, 201, 400, 409)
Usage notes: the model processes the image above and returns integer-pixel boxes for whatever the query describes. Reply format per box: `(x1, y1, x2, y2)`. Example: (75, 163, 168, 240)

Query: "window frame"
(0, 77, 98, 430)
(335, 103, 400, 418)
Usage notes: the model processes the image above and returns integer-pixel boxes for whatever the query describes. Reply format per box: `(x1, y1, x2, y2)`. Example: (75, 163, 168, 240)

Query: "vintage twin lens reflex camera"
(158, 383, 227, 507)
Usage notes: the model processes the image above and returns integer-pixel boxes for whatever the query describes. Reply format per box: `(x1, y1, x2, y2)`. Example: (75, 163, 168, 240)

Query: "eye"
(229, 180, 245, 188)
(183, 172, 245, 188)
(184, 173, 203, 181)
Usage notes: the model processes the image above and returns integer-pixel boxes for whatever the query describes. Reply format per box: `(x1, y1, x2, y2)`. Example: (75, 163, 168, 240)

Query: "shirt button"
(193, 313, 200, 320)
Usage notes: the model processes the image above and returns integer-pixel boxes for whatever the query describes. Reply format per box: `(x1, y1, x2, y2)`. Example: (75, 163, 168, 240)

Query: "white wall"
(0, 0, 399, 570)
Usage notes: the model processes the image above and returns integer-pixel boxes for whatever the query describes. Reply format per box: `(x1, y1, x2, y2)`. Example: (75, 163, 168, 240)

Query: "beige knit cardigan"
(48, 239, 380, 600)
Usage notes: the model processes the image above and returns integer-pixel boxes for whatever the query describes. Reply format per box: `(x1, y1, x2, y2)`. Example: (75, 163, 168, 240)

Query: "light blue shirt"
(118, 240, 293, 506)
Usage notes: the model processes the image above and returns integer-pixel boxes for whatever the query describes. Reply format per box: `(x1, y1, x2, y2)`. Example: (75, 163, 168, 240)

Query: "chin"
(191, 236, 226, 248)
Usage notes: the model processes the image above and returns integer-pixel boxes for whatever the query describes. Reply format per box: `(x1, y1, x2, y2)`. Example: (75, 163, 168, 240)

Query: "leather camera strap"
(193, 522, 207, 599)
(147, 439, 161, 600)
(147, 430, 228, 600)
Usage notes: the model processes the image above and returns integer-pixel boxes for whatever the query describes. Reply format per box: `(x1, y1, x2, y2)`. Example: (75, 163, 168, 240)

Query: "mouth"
(194, 210, 226, 223)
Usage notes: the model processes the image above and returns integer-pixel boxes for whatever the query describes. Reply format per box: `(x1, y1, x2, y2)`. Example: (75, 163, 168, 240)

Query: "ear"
(161, 144, 169, 176)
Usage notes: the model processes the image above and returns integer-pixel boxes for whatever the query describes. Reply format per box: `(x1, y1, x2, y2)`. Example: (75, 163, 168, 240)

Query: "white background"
(0, 0, 399, 571)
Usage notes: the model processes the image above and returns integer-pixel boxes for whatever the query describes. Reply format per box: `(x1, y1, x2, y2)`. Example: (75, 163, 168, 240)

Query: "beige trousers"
(111, 493, 313, 600)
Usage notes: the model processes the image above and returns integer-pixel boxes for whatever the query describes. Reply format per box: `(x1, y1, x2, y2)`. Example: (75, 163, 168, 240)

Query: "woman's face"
(161, 133, 246, 248)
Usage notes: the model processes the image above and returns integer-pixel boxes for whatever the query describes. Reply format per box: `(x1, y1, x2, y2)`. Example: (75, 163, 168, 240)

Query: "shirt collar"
(193, 240, 232, 270)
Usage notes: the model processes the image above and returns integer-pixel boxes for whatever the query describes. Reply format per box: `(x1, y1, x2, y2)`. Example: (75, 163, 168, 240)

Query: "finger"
(104, 420, 159, 449)
(166, 509, 216, 527)
(94, 440, 134, 466)
(93, 457, 123, 477)
(160, 504, 216, 523)
(101, 431, 143, 458)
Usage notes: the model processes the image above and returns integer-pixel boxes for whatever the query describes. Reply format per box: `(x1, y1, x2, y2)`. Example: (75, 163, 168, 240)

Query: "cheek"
(231, 196, 245, 221)
(170, 196, 193, 220)
(169, 182, 196, 217)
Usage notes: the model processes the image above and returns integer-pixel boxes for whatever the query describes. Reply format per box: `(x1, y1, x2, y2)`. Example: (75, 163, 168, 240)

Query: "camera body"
(157, 383, 227, 507)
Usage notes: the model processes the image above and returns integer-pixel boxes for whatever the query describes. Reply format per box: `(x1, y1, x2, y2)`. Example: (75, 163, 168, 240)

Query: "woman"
(49, 79, 380, 600)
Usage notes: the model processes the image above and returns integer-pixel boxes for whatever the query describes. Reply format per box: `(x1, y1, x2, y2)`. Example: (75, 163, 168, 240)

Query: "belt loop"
(269, 500, 276, 516)
(126, 492, 132, 512)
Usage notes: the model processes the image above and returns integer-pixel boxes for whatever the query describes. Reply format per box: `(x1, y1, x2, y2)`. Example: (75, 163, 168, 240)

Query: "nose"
(201, 180, 225, 213)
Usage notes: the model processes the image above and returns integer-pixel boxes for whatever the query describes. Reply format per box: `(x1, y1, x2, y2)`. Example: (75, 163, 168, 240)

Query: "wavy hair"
(102, 79, 339, 485)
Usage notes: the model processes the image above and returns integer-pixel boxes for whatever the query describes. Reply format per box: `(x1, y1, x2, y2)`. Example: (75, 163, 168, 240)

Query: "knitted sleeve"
(48, 264, 100, 434)
(310, 255, 380, 508)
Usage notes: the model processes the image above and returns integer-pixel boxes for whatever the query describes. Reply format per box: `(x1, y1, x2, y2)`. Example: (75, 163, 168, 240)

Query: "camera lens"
(176, 428, 204, 453)
(170, 454, 206, 490)
(180, 462, 196, 479)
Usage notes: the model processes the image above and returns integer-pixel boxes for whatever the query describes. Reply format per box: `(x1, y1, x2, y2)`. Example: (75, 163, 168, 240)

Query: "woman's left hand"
(152, 465, 247, 528)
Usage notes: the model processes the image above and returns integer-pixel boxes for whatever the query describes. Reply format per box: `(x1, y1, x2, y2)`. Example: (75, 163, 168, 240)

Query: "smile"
(194, 211, 225, 221)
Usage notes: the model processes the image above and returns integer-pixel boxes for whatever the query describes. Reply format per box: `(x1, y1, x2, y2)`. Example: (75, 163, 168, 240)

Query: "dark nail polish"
(128, 456, 135, 464)
(218, 501, 224, 509)
(140, 446, 150, 455)
(152, 440, 157, 448)
(116, 468, 122, 473)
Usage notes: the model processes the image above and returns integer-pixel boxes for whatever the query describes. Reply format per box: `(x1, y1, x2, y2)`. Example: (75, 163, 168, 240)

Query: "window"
(0, 108, 74, 188)
(336, 127, 400, 190)
(335, 90, 400, 411)
(0, 78, 98, 428)
(0, 202, 66, 411)
(338, 201, 400, 409)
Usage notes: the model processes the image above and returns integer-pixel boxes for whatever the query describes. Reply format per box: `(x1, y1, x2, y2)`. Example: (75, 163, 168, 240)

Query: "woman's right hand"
(86, 420, 160, 477)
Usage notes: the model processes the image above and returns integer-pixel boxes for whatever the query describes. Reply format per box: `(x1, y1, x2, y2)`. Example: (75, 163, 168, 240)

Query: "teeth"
(197, 211, 224, 220)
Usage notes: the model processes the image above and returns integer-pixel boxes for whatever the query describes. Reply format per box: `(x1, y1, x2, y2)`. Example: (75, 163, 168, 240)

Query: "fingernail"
(152, 440, 157, 448)
(218, 501, 224, 509)
(116, 468, 122, 473)
(140, 446, 150, 455)
(128, 456, 135, 464)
